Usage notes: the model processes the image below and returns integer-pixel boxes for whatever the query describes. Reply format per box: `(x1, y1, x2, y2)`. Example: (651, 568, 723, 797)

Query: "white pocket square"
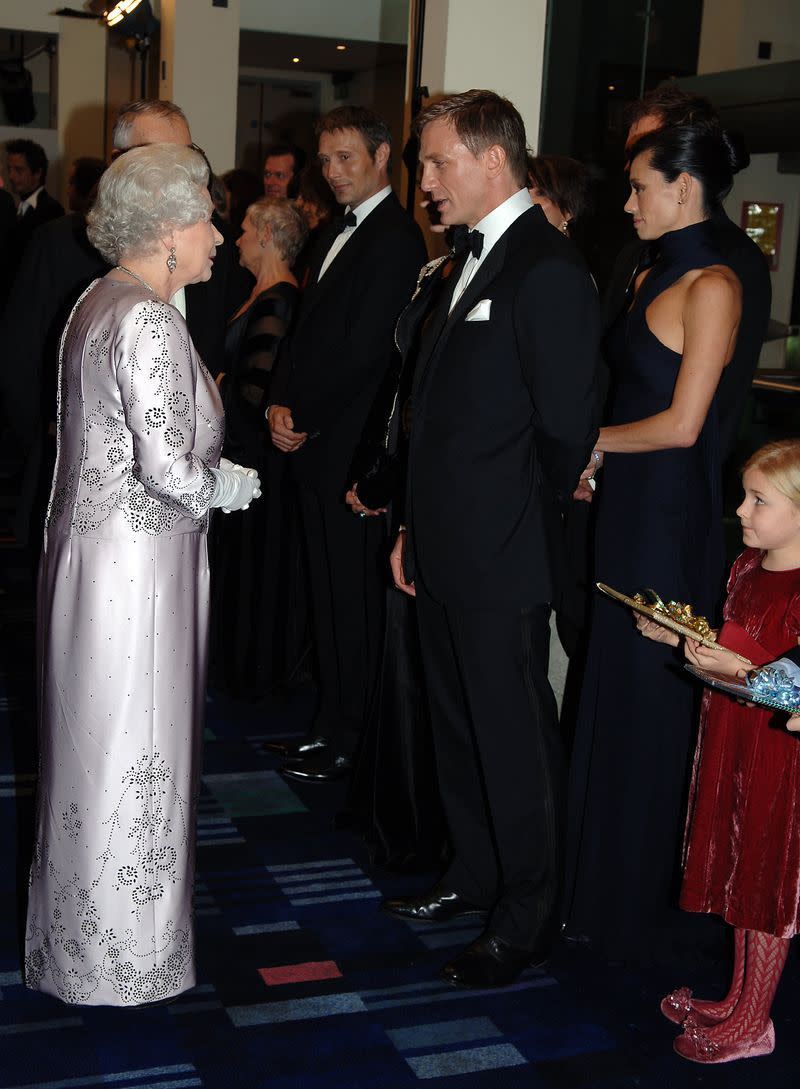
(465, 299, 492, 322)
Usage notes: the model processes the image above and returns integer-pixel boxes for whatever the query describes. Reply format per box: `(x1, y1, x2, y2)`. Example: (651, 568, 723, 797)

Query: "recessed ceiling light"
(336, 44, 347, 51)
(608, 84, 616, 91)
(292, 57, 300, 63)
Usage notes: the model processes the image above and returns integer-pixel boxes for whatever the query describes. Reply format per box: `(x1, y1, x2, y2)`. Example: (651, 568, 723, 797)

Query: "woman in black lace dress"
(210, 198, 307, 698)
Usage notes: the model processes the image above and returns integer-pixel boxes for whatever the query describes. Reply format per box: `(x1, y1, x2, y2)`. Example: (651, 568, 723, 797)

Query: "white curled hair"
(86, 143, 209, 265)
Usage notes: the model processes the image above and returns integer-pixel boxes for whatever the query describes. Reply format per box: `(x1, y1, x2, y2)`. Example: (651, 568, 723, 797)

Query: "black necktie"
(339, 210, 357, 232)
(451, 226, 483, 260)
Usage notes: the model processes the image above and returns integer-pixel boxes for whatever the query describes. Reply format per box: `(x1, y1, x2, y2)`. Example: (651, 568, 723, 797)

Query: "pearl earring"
(166, 246, 177, 273)
(560, 220, 569, 235)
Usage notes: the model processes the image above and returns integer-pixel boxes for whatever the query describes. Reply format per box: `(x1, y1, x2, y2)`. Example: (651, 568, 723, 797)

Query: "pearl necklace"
(115, 264, 157, 294)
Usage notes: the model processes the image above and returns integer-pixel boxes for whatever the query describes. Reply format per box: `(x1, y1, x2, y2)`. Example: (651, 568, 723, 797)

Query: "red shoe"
(673, 1017, 775, 1064)
(660, 986, 726, 1027)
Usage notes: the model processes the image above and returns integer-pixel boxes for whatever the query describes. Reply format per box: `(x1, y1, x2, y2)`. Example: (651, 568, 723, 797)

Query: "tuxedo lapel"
(411, 253, 467, 396)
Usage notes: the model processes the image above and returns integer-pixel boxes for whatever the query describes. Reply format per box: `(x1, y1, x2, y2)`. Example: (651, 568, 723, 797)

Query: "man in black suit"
(382, 90, 599, 987)
(268, 106, 426, 782)
(1, 139, 64, 310)
(0, 100, 246, 555)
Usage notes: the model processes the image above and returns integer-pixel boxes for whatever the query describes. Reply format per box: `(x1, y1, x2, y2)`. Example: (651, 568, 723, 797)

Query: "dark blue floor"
(3, 563, 800, 1088)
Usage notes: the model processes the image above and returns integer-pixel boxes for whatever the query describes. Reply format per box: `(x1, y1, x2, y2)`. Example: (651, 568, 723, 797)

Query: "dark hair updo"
(628, 125, 749, 213)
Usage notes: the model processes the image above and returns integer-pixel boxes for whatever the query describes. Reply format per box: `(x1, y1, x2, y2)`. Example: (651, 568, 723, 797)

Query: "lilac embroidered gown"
(25, 278, 224, 1006)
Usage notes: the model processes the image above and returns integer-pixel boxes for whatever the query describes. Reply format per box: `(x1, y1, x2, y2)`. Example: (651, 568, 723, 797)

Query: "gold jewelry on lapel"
(166, 245, 177, 273)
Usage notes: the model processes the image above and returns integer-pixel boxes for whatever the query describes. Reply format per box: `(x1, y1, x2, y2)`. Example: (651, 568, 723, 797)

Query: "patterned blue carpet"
(3, 583, 800, 1088)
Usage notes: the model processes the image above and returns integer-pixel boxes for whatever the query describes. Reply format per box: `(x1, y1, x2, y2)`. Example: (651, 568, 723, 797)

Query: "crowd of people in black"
(6, 84, 800, 1065)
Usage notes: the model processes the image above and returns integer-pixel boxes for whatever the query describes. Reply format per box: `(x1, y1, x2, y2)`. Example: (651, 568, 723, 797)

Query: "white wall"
(159, 0, 240, 174)
(421, 0, 548, 150)
(698, 0, 800, 73)
(724, 155, 800, 368)
(0, 1, 59, 33)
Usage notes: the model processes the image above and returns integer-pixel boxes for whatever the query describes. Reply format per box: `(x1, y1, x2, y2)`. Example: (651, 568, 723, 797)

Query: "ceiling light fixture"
(292, 56, 300, 63)
(336, 44, 347, 51)
(105, 0, 144, 28)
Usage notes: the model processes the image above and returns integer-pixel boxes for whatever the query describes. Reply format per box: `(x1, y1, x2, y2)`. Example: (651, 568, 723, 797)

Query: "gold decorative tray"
(596, 582, 752, 665)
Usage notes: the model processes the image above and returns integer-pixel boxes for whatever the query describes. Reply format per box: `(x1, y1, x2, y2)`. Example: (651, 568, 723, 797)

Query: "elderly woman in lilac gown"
(25, 145, 261, 1007)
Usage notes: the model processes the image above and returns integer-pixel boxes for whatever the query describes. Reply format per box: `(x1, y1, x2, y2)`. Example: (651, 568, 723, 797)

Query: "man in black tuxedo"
(268, 106, 426, 782)
(382, 90, 599, 987)
(1, 139, 64, 311)
(0, 100, 246, 555)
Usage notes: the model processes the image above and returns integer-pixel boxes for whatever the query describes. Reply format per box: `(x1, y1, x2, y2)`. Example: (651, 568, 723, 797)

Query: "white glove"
(210, 458, 262, 513)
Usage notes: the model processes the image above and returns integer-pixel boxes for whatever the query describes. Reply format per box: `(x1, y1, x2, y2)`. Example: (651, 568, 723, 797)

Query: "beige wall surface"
(724, 154, 800, 368)
(238, 0, 409, 44)
(159, 0, 240, 174)
(421, 0, 548, 150)
(698, 0, 800, 73)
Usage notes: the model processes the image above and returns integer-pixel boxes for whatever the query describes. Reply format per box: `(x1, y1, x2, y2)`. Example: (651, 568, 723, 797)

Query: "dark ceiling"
(238, 30, 406, 76)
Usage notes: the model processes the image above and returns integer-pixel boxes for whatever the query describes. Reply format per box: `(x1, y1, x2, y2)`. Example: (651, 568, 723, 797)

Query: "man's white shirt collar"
(17, 186, 44, 215)
(470, 187, 533, 264)
(344, 184, 392, 229)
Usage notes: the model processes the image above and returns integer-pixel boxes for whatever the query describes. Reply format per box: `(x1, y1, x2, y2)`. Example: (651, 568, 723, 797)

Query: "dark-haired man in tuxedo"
(1, 138, 64, 310)
(267, 106, 426, 782)
(382, 90, 599, 988)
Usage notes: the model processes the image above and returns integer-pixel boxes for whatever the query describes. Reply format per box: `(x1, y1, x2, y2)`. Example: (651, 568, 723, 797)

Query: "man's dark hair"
(71, 157, 106, 202)
(629, 124, 748, 213)
(6, 138, 48, 182)
(624, 85, 720, 137)
(315, 106, 392, 159)
(263, 143, 305, 174)
(414, 90, 528, 188)
(526, 153, 591, 225)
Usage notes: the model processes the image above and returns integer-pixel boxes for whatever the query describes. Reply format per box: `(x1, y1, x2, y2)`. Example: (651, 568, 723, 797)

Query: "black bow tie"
(451, 225, 484, 260)
(339, 210, 357, 232)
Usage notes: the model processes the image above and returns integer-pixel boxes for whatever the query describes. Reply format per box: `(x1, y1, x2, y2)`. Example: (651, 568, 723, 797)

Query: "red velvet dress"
(681, 548, 800, 937)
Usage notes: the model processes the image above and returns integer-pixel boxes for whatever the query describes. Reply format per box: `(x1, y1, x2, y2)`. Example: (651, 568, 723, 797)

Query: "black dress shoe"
(381, 889, 487, 924)
(263, 735, 329, 761)
(441, 932, 549, 989)
(280, 750, 353, 782)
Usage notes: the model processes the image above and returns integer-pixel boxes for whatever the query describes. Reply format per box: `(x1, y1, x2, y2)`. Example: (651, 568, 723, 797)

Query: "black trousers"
(415, 587, 565, 951)
(295, 482, 385, 755)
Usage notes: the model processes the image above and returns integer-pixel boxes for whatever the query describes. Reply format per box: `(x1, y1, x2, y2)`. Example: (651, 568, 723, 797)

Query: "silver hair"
(86, 144, 210, 265)
(248, 197, 308, 265)
(112, 99, 189, 150)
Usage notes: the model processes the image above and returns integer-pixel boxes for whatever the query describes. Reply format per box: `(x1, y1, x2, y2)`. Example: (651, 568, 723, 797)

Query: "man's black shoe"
(441, 932, 549, 989)
(264, 735, 329, 761)
(280, 751, 352, 782)
(381, 890, 487, 924)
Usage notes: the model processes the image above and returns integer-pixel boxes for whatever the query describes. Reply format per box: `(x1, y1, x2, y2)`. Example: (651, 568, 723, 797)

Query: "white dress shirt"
(449, 187, 534, 313)
(16, 186, 44, 217)
(317, 184, 392, 281)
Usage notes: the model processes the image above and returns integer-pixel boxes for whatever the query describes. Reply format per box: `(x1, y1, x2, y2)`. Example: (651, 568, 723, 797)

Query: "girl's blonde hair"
(744, 440, 800, 505)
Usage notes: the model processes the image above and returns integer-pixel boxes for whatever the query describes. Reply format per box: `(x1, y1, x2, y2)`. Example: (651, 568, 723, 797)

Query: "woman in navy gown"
(565, 125, 745, 961)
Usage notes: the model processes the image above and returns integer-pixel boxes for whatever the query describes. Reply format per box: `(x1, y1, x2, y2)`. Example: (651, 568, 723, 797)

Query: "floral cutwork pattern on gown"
(27, 278, 224, 1006)
(26, 750, 192, 1005)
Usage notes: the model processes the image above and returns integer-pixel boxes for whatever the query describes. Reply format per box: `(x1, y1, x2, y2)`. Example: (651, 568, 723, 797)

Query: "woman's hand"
(635, 614, 680, 646)
(786, 715, 800, 733)
(345, 482, 386, 518)
(684, 635, 742, 677)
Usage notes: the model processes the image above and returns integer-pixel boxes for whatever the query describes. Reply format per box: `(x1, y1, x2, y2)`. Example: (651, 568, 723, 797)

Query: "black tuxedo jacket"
(271, 191, 426, 490)
(405, 204, 600, 608)
(602, 207, 771, 461)
(0, 211, 248, 447)
(0, 188, 64, 309)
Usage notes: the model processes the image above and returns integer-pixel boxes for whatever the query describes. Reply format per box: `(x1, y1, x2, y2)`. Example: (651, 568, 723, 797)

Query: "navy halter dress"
(565, 221, 728, 961)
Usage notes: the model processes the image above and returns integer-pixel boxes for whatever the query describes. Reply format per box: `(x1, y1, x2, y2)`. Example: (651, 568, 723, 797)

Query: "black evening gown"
(564, 222, 727, 962)
(210, 282, 299, 699)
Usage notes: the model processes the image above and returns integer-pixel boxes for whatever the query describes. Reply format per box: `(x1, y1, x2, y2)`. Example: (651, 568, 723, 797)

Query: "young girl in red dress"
(639, 438, 800, 1064)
